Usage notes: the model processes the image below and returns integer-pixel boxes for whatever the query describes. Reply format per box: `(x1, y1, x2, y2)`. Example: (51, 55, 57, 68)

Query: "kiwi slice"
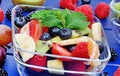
(36, 40, 50, 54)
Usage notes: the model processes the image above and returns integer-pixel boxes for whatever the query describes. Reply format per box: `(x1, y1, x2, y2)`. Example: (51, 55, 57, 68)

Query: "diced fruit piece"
(20, 22, 29, 35)
(91, 22, 102, 41)
(40, 32, 51, 41)
(95, 2, 110, 19)
(72, 42, 89, 58)
(29, 19, 42, 42)
(15, 34, 35, 62)
(26, 55, 47, 72)
(65, 61, 86, 76)
(16, 7, 23, 17)
(0, 8, 4, 22)
(59, 0, 77, 10)
(49, 27, 60, 37)
(0, 69, 8, 76)
(59, 28, 72, 40)
(42, 26, 49, 33)
(100, 72, 109, 76)
(56, 36, 88, 46)
(51, 36, 62, 43)
(71, 30, 80, 38)
(76, 27, 91, 36)
(74, 4, 94, 28)
(47, 59, 64, 75)
(36, 40, 50, 54)
(14, 17, 27, 28)
(110, 48, 118, 61)
(52, 43, 72, 61)
(0, 46, 6, 66)
(25, 11, 35, 22)
(0, 25, 12, 46)
(72, 37, 99, 59)
(65, 45, 76, 52)
(114, 67, 120, 76)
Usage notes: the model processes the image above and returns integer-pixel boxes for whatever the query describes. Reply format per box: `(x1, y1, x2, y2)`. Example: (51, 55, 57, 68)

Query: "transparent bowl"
(110, 0, 120, 43)
(12, 5, 111, 76)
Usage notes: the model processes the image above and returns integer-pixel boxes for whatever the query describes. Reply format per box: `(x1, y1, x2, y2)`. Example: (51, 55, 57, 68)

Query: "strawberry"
(95, 2, 110, 19)
(29, 19, 42, 42)
(26, 55, 47, 72)
(65, 60, 86, 76)
(114, 67, 120, 76)
(72, 42, 89, 58)
(59, 0, 77, 10)
(74, 4, 94, 28)
(0, 8, 4, 23)
(52, 43, 72, 61)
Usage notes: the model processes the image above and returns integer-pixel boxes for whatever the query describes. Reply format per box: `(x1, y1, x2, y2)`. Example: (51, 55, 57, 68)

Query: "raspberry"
(0, 8, 4, 23)
(74, 4, 94, 28)
(59, 0, 77, 10)
(114, 67, 120, 76)
(26, 55, 47, 72)
(95, 2, 110, 19)
(72, 42, 89, 58)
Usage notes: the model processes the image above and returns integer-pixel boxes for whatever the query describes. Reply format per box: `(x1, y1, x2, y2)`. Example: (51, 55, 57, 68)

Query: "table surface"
(1, 0, 120, 76)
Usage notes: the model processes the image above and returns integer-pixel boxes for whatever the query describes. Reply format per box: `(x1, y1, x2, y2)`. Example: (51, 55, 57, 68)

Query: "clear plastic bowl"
(110, 0, 120, 43)
(12, 5, 111, 76)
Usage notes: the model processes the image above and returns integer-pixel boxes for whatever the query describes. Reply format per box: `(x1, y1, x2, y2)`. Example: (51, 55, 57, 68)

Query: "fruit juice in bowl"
(110, 0, 120, 43)
(12, 5, 111, 76)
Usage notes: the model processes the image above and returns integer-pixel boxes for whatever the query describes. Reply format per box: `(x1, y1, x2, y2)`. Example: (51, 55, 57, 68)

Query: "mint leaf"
(66, 12, 90, 29)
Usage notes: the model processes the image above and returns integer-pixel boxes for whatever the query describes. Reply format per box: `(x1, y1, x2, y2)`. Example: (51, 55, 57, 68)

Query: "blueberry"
(0, 69, 8, 76)
(59, 28, 72, 40)
(81, 0, 91, 4)
(14, 17, 27, 28)
(100, 72, 108, 76)
(49, 27, 60, 37)
(41, 32, 51, 41)
(96, 41, 104, 53)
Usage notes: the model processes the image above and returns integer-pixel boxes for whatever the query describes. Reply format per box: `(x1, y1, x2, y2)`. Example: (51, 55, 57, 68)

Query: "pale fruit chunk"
(47, 59, 64, 75)
(71, 30, 80, 38)
(36, 40, 50, 54)
(15, 34, 35, 62)
(51, 36, 62, 43)
(91, 22, 102, 41)
(56, 36, 88, 46)
(20, 22, 29, 35)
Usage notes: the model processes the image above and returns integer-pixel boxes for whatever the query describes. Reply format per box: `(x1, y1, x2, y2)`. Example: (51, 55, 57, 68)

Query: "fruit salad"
(12, 5, 110, 76)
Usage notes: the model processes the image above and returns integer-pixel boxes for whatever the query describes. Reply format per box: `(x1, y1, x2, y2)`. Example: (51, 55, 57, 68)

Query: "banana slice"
(20, 22, 29, 35)
(91, 22, 102, 41)
(15, 34, 35, 62)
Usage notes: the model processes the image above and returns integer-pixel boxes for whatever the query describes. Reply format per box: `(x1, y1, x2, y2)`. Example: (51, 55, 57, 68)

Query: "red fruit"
(52, 43, 72, 61)
(0, 46, 6, 66)
(0, 8, 4, 23)
(95, 2, 110, 19)
(29, 19, 42, 42)
(114, 67, 120, 76)
(59, 0, 77, 10)
(0, 25, 12, 46)
(65, 60, 86, 76)
(72, 42, 89, 58)
(42, 26, 49, 34)
(74, 4, 94, 28)
(26, 55, 47, 72)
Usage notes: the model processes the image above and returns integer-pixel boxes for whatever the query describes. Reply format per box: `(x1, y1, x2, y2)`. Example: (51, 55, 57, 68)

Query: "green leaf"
(66, 12, 89, 29)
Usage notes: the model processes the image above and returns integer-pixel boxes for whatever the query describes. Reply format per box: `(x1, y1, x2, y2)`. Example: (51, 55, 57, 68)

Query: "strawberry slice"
(114, 67, 120, 76)
(72, 42, 89, 58)
(26, 55, 47, 72)
(52, 43, 72, 61)
(29, 19, 42, 42)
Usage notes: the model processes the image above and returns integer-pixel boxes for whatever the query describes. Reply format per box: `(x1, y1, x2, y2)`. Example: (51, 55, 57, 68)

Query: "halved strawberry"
(26, 55, 47, 72)
(52, 43, 72, 61)
(72, 42, 89, 58)
(29, 19, 42, 42)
